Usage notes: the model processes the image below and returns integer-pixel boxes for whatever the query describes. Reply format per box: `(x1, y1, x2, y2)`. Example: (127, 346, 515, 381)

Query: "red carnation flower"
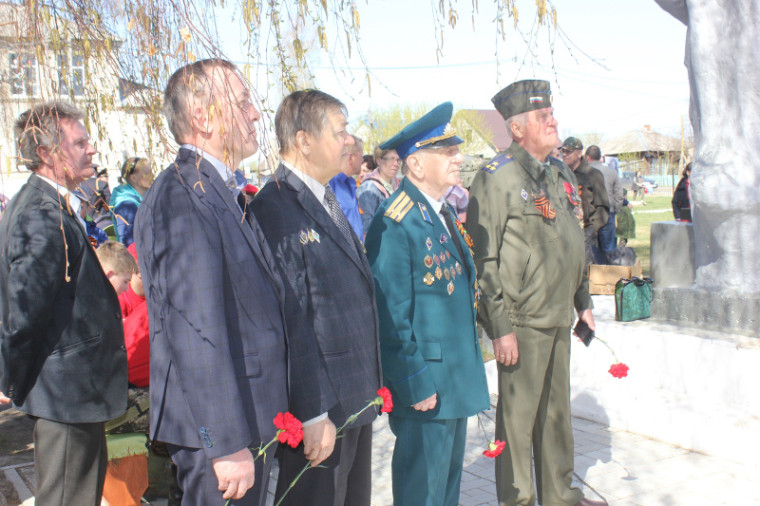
(273, 412, 304, 448)
(376, 387, 393, 413)
(483, 440, 506, 458)
(608, 362, 630, 379)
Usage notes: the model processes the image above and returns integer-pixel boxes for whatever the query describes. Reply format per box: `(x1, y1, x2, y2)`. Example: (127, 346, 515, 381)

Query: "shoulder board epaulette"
(482, 152, 514, 174)
(384, 191, 414, 222)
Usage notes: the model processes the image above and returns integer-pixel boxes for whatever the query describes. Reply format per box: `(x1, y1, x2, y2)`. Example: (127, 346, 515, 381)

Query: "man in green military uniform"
(365, 102, 490, 506)
(467, 81, 606, 506)
(560, 137, 610, 266)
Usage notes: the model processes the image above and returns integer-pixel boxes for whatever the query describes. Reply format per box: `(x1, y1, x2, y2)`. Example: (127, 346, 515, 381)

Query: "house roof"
(600, 128, 684, 156)
(457, 109, 512, 151)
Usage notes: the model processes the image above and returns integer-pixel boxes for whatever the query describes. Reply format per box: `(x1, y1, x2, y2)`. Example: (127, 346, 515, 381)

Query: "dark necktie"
(440, 205, 469, 276)
(324, 185, 356, 244)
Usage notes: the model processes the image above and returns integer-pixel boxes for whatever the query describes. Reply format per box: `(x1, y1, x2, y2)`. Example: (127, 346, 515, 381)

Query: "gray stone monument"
(651, 0, 760, 334)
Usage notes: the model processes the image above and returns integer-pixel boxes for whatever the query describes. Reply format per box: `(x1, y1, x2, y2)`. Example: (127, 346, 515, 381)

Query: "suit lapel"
(30, 174, 90, 242)
(178, 150, 283, 294)
(277, 165, 372, 283)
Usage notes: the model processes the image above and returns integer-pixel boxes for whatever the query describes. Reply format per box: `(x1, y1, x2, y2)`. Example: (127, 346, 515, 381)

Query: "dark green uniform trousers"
(389, 416, 468, 506)
(495, 326, 583, 506)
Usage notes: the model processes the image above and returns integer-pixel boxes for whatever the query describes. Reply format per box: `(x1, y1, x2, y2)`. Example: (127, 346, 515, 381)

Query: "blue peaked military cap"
(379, 102, 464, 160)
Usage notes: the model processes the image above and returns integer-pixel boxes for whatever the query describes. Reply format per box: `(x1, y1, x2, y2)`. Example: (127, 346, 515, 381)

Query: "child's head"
(96, 241, 137, 295)
(126, 243, 145, 297)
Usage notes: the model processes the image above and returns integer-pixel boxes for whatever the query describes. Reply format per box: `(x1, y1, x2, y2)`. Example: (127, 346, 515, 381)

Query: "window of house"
(9, 53, 38, 97)
(57, 48, 84, 96)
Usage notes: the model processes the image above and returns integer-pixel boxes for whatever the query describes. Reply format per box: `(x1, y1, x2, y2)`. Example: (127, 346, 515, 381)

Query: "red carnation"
(273, 412, 304, 448)
(608, 362, 630, 379)
(483, 440, 506, 458)
(376, 387, 393, 413)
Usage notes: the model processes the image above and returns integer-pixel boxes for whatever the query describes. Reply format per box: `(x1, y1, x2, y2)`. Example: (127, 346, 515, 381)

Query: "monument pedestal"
(570, 296, 760, 467)
(652, 287, 760, 337)
(649, 220, 760, 336)
(650, 221, 695, 287)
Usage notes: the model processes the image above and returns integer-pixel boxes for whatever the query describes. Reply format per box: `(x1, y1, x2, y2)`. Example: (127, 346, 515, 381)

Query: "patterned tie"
(440, 205, 469, 276)
(324, 185, 356, 244)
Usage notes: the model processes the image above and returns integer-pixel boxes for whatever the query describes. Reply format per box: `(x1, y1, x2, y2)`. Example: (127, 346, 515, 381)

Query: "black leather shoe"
(574, 498, 608, 506)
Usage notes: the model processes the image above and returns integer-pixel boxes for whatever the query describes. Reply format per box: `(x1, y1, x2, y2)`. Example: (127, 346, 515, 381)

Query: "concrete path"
(3, 393, 757, 505)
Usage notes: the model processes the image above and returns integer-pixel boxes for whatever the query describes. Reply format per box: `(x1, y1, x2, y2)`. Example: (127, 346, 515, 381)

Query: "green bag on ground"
(615, 277, 654, 322)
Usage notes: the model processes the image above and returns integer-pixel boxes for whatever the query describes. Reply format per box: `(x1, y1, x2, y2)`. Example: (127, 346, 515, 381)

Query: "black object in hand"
(574, 319, 595, 347)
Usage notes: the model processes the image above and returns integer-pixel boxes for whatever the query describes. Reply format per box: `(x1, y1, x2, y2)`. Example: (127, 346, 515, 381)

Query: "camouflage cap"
(561, 136, 583, 152)
(491, 79, 552, 120)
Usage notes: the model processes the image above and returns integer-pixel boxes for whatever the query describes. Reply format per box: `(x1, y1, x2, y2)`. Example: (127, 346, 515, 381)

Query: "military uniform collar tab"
(510, 143, 549, 182)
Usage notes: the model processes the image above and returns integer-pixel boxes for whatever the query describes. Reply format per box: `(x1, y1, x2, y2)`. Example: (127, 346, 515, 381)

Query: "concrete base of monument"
(569, 295, 760, 467)
(651, 286, 760, 336)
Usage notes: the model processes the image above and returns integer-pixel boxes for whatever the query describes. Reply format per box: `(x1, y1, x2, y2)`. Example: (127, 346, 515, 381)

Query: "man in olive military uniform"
(467, 81, 606, 506)
(560, 137, 610, 267)
(365, 102, 490, 506)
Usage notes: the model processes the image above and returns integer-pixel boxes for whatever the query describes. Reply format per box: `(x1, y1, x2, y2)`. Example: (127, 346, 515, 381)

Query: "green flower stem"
(594, 336, 619, 362)
(255, 432, 281, 460)
(223, 432, 282, 506)
(336, 397, 380, 434)
(476, 412, 491, 446)
(273, 462, 313, 506)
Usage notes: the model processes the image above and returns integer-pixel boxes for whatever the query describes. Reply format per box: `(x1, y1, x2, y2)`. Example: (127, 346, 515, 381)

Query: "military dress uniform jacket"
(365, 178, 490, 420)
(575, 160, 610, 231)
(0, 174, 127, 423)
(466, 143, 592, 340)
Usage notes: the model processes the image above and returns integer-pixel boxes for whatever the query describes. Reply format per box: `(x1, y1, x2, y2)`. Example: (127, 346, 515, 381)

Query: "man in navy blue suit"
(134, 59, 289, 505)
(252, 90, 382, 506)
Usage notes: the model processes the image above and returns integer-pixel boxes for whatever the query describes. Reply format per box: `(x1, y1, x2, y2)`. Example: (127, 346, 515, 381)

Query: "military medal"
(435, 266, 443, 280)
(446, 251, 451, 259)
(521, 189, 528, 201)
(312, 230, 320, 243)
(533, 190, 557, 220)
(440, 234, 448, 244)
(444, 268, 451, 281)
(450, 266, 456, 279)
(456, 262, 462, 275)
(424, 255, 434, 268)
(423, 272, 434, 285)
(299, 230, 309, 244)
(434, 255, 440, 266)
(426, 237, 433, 250)
(447, 281, 454, 295)
(563, 182, 581, 206)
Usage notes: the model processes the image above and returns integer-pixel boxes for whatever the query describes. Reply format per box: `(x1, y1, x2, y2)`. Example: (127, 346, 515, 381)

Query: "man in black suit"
(0, 102, 127, 505)
(134, 59, 290, 505)
(252, 90, 382, 506)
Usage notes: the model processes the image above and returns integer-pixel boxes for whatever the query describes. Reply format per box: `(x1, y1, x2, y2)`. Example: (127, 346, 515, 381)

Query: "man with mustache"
(0, 102, 127, 505)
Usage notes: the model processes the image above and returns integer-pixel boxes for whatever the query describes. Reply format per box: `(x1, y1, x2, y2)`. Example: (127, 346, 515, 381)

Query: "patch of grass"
(625, 194, 673, 276)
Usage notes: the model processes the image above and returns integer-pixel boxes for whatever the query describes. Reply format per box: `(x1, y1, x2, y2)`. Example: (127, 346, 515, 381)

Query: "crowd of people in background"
(0, 57, 694, 506)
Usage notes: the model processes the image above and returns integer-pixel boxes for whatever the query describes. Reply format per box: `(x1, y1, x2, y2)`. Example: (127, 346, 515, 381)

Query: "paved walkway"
(3, 394, 758, 505)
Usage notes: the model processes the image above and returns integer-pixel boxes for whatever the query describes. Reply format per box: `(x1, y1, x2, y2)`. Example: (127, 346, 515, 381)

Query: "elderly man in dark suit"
(134, 59, 290, 505)
(0, 102, 127, 505)
(251, 89, 382, 506)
